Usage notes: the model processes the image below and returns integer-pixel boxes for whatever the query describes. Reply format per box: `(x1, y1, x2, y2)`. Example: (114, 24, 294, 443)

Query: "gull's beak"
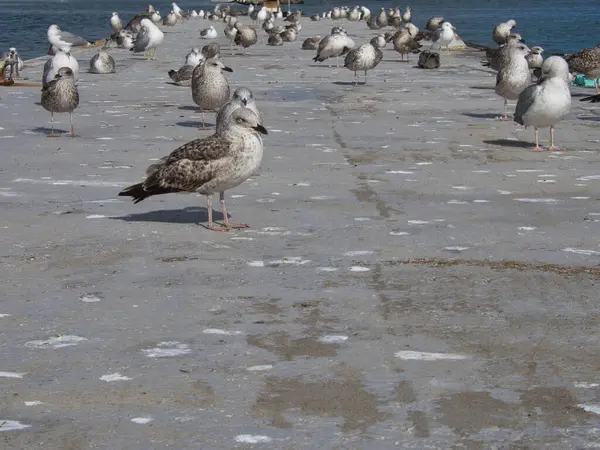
(241, 99, 248, 106)
(253, 124, 268, 135)
(451, 26, 456, 30)
(222, 66, 233, 72)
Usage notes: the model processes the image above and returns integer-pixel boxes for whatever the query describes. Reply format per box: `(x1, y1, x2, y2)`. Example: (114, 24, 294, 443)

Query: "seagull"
(110, 12, 123, 31)
(191, 58, 233, 129)
(565, 46, 600, 94)
(47, 24, 90, 51)
(118, 108, 267, 231)
(89, 50, 116, 74)
(185, 48, 204, 67)
(41, 67, 79, 137)
(514, 56, 571, 151)
(200, 26, 218, 39)
(344, 42, 383, 84)
(432, 22, 456, 54)
(216, 87, 262, 135)
(492, 19, 517, 45)
(43, 48, 80, 88)
(130, 18, 164, 60)
(495, 43, 531, 120)
(314, 27, 355, 68)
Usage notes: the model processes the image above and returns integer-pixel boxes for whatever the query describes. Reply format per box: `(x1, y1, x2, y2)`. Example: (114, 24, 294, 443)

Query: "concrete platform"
(1, 16, 600, 449)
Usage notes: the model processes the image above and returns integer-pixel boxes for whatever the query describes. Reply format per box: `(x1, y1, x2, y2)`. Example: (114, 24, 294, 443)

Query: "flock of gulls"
(1, 3, 600, 229)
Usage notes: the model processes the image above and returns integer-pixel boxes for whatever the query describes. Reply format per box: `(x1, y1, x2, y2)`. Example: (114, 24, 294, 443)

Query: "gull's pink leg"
(548, 125, 563, 151)
(219, 191, 248, 229)
(531, 127, 544, 152)
(204, 194, 230, 231)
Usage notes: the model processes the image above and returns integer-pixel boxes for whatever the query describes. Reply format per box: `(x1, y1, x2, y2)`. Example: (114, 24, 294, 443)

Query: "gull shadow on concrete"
(175, 120, 215, 128)
(333, 81, 366, 86)
(470, 86, 495, 90)
(462, 112, 500, 119)
(27, 127, 70, 136)
(112, 207, 223, 224)
(483, 139, 531, 148)
(178, 105, 199, 111)
(577, 115, 600, 122)
(165, 81, 187, 87)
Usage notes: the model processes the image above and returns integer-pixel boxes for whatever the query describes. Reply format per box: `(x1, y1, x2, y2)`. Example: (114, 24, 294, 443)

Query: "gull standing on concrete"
(2, 47, 23, 80)
(131, 18, 164, 60)
(151, 10, 162, 24)
(119, 108, 267, 231)
(233, 22, 258, 55)
(192, 58, 233, 129)
(495, 43, 531, 120)
(370, 34, 386, 49)
(492, 19, 517, 45)
(344, 42, 383, 84)
(89, 50, 116, 74)
(41, 67, 79, 137)
(514, 56, 571, 151)
(172, 2, 184, 21)
(163, 11, 178, 26)
(224, 24, 238, 55)
(402, 6, 412, 23)
(110, 12, 123, 31)
(43, 48, 80, 87)
(313, 27, 355, 68)
(375, 8, 388, 28)
(392, 27, 420, 61)
(216, 87, 262, 134)
(432, 22, 456, 54)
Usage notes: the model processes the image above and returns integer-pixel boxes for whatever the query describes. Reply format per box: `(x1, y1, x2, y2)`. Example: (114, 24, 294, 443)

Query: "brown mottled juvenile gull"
(118, 108, 268, 231)
(495, 43, 531, 120)
(302, 36, 322, 50)
(216, 87, 262, 135)
(392, 27, 421, 61)
(89, 50, 116, 74)
(169, 65, 195, 85)
(492, 19, 517, 45)
(344, 42, 383, 84)
(233, 22, 258, 54)
(267, 33, 284, 46)
(191, 58, 233, 129)
(425, 16, 444, 32)
(484, 34, 525, 72)
(566, 46, 600, 94)
(41, 67, 79, 137)
(514, 56, 571, 151)
(375, 8, 388, 28)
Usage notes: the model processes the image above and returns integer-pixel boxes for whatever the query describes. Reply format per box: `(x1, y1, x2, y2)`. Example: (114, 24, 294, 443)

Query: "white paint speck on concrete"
(395, 351, 469, 361)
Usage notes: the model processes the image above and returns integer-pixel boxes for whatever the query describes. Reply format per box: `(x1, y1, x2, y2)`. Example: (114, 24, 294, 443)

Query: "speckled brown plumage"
(40, 66, 79, 136)
(119, 108, 268, 231)
(191, 59, 233, 128)
(566, 46, 600, 80)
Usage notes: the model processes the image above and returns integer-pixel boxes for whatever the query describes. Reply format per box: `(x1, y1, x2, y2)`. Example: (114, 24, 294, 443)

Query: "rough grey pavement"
(2, 16, 600, 449)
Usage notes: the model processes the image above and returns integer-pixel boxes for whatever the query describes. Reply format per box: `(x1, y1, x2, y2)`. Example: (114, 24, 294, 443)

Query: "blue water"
(0, 0, 597, 60)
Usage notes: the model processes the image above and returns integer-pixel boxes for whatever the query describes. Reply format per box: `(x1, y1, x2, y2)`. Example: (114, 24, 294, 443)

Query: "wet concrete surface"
(1, 13, 600, 449)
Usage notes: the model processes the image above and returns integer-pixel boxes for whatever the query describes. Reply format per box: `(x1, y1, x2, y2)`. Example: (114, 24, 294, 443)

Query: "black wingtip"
(222, 66, 233, 73)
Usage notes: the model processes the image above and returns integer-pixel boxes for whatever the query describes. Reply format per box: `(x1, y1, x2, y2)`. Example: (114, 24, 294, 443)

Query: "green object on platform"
(571, 74, 599, 88)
